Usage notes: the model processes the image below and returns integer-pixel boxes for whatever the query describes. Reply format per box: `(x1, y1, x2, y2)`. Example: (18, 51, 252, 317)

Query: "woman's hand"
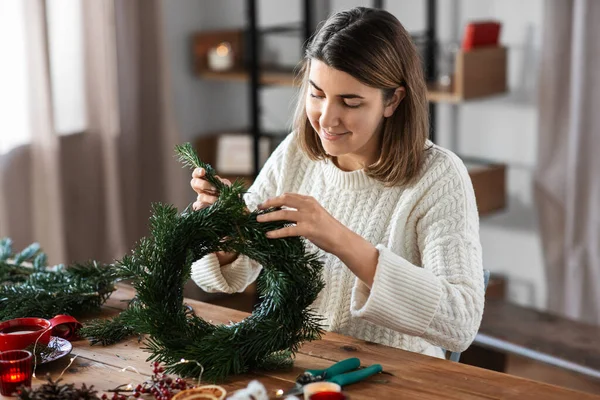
(256, 193, 348, 255)
(190, 168, 238, 266)
(257, 193, 379, 287)
(190, 168, 231, 211)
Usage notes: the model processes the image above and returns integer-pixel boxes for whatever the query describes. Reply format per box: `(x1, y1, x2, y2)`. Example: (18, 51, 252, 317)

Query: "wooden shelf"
(428, 46, 508, 102)
(197, 68, 298, 86)
(197, 46, 508, 103)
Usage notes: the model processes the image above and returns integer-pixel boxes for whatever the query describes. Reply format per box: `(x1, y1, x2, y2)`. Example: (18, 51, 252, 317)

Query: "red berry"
(102, 395, 108, 400)
(134, 393, 141, 398)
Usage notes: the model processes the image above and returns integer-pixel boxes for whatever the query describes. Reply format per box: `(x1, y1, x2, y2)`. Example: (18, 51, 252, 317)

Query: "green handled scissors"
(278, 357, 383, 397)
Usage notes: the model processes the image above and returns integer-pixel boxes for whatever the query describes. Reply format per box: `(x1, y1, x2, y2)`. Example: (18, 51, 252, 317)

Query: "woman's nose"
(320, 100, 341, 129)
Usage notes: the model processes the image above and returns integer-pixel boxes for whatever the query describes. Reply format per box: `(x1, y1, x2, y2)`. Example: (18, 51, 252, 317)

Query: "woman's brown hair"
(293, 7, 429, 187)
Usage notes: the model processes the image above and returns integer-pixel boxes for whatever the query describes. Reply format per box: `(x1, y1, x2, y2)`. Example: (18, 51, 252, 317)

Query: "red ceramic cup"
(0, 315, 82, 352)
(0, 318, 54, 352)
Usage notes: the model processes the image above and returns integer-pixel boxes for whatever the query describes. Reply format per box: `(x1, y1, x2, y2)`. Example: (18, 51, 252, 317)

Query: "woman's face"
(305, 59, 402, 171)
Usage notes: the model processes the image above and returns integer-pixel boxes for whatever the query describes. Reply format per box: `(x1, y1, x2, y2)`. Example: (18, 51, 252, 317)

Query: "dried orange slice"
(172, 385, 227, 400)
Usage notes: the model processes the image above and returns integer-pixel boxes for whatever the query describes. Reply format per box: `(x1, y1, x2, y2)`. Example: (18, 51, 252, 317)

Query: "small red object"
(461, 21, 501, 51)
(0, 350, 33, 396)
(48, 315, 83, 341)
(0, 318, 53, 351)
(0, 315, 82, 351)
(309, 392, 348, 400)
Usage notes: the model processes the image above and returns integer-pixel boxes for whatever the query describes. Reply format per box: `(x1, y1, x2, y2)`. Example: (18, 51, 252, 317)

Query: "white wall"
(163, 0, 548, 309)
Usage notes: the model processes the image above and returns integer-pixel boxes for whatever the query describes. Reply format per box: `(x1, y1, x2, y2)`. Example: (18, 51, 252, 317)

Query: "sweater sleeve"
(190, 134, 295, 293)
(350, 156, 485, 353)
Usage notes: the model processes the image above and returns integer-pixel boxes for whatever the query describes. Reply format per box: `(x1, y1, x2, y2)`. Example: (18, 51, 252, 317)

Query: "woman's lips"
(321, 129, 350, 141)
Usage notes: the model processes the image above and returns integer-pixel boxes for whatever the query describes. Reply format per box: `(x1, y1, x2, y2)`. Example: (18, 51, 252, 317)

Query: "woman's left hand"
(256, 193, 347, 255)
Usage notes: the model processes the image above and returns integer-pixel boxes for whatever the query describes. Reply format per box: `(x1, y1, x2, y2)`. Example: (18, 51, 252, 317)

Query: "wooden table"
(19, 285, 600, 400)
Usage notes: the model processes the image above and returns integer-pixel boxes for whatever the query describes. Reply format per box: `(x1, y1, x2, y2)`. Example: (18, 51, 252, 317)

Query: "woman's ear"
(383, 87, 406, 118)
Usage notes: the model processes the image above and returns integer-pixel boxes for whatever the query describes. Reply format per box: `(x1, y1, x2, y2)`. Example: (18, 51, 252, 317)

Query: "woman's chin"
(320, 142, 346, 157)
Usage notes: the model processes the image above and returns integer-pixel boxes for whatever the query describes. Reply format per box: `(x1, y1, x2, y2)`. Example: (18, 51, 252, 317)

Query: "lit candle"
(0, 350, 32, 396)
(302, 382, 341, 400)
(207, 42, 234, 71)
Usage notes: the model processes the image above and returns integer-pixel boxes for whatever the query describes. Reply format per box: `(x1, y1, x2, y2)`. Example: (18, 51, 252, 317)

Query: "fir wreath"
(81, 143, 325, 382)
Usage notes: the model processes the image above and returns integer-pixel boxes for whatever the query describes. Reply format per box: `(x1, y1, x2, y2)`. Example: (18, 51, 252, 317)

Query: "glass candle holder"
(0, 350, 33, 396)
(303, 382, 342, 400)
(309, 391, 348, 400)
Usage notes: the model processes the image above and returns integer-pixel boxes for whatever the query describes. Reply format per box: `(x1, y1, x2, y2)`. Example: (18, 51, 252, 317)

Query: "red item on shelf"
(461, 21, 502, 51)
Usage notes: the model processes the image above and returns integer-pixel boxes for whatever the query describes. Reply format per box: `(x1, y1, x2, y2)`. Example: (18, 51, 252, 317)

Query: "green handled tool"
(278, 357, 383, 397)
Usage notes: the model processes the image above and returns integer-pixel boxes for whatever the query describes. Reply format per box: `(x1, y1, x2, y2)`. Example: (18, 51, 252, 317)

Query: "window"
(0, 0, 86, 155)
(0, 0, 30, 154)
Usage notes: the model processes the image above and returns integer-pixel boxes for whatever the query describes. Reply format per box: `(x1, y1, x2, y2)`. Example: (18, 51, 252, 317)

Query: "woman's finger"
(191, 178, 217, 194)
(192, 201, 206, 211)
(258, 193, 305, 210)
(265, 225, 300, 239)
(197, 193, 217, 204)
(256, 209, 299, 223)
(192, 168, 205, 179)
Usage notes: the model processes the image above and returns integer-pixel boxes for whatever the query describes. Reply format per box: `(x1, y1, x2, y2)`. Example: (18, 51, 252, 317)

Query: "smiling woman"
(190, 6, 485, 360)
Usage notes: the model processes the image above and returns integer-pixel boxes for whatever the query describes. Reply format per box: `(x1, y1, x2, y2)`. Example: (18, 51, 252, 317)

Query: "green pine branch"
(0, 240, 120, 321)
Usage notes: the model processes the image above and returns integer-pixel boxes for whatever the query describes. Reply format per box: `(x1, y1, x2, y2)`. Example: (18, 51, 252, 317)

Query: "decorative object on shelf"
(192, 29, 245, 73)
(0, 238, 120, 322)
(436, 42, 459, 87)
(461, 21, 502, 51)
(0, 350, 33, 396)
(207, 42, 234, 71)
(426, 46, 508, 103)
(16, 376, 100, 400)
(81, 143, 325, 382)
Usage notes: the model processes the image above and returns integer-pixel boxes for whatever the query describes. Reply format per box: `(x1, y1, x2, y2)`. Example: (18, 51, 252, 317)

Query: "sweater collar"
(322, 159, 382, 190)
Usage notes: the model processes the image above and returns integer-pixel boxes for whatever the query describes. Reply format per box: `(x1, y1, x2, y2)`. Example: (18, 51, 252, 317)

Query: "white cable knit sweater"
(191, 133, 485, 358)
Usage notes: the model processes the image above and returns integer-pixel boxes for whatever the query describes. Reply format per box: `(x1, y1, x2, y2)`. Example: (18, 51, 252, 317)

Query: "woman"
(190, 7, 484, 359)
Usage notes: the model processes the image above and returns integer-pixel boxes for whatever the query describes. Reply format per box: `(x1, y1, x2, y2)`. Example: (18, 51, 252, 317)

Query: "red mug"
(0, 315, 81, 351)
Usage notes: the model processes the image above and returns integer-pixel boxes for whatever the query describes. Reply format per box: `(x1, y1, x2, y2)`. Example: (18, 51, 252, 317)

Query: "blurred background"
(0, 0, 599, 394)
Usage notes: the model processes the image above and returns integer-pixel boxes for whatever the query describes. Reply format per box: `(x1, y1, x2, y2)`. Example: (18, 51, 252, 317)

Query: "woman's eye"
(344, 102, 361, 108)
(309, 93, 324, 99)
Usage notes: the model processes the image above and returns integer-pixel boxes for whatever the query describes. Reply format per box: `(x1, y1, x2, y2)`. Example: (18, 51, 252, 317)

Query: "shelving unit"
(192, 0, 508, 216)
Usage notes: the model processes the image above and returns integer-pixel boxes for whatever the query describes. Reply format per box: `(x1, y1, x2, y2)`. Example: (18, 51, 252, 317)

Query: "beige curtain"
(534, 0, 600, 325)
(0, 0, 188, 266)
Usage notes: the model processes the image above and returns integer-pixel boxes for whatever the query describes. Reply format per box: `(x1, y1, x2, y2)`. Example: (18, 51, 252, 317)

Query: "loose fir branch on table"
(17, 376, 100, 400)
(80, 143, 326, 382)
(0, 238, 120, 321)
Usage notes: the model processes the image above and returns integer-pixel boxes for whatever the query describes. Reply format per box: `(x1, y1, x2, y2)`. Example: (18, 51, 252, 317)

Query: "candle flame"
(6, 372, 25, 382)
(216, 42, 230, 56)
